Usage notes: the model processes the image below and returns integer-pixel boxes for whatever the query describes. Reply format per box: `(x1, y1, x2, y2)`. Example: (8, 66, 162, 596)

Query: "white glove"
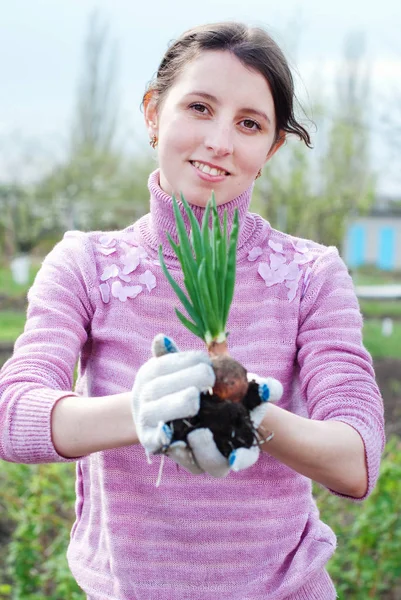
(185, 372, 283, 477)
(131, 334, 215, 457)
(132, 334, 283, 478)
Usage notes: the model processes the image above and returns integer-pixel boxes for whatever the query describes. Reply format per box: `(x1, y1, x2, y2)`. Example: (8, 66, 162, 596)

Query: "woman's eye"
(242, 119, 261, 131)
(190, 103, 208, 114)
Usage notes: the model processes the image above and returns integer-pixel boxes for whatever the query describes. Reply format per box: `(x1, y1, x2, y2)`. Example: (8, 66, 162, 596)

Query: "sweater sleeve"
(297, 246, 385, 500)
(0, 231, 95, 464)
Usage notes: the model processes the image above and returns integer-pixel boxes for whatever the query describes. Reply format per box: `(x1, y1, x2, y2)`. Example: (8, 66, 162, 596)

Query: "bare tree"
(253, 32, 375, 249)
(0, 133, 63, 259)
(70, 9, 120, 154)
(35, 9, 151, 232)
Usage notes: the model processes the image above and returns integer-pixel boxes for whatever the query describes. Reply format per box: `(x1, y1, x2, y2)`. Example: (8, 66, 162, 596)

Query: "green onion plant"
(158, 192, 239, 350)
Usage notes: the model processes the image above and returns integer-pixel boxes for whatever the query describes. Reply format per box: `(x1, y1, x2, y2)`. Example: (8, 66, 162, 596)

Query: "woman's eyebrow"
(184, 91, 271, 124)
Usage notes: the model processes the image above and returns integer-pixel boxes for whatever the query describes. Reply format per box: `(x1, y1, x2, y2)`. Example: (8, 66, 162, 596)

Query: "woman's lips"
(190, 160, 230, 182)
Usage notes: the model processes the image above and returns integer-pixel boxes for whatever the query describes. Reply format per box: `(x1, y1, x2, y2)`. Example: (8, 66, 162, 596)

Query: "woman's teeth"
(192, 161, 228, 176)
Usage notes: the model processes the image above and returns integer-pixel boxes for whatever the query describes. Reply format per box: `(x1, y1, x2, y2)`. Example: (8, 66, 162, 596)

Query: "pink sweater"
(0, 170, 384, 600)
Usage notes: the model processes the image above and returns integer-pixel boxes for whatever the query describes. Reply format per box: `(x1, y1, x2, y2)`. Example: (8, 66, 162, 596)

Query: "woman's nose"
(204, 124, 234, 156)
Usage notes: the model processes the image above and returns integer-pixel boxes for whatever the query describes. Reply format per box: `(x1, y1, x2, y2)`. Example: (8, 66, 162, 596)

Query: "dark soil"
(373, 358, 401, 438)
(0, 343, 14, 369)
(168, 380, 262, 457)
(0, 294, 28, 311)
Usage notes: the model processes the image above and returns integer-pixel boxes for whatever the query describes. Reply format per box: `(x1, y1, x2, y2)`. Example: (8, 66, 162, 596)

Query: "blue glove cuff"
(259, 383, 270, 402)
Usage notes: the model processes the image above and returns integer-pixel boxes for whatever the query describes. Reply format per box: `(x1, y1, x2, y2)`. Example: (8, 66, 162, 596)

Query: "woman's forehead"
(167, 50, 274, 110)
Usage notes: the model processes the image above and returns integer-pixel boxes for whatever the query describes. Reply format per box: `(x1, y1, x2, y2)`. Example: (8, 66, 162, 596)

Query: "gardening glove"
(186, 372, 283, 477)
(131, 334, 215, 463)
(137, 334, 283, 478)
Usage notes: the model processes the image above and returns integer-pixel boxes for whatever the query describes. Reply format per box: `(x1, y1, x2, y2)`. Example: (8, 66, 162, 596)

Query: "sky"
(1, 0, 400, 195)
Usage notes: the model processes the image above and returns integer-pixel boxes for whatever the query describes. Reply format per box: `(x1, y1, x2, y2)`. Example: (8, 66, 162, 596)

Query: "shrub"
(315, 436, 401, 599)
(0, 462, 84, 599)
(1, 439, 400, 598)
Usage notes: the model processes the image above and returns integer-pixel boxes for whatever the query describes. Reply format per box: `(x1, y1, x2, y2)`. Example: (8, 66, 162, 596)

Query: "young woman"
(0, 22, 384, 600)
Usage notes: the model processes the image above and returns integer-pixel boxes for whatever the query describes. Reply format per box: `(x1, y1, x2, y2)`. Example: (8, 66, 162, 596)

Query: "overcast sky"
(1, 0, 400, 194)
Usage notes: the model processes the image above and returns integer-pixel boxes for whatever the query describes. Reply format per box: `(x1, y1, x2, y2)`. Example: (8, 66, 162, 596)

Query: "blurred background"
(0, 1, 400, 598)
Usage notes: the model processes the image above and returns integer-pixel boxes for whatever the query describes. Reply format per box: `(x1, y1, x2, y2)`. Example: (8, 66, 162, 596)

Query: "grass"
(351, 266, 401, 285)
(363, 319, 401, 359)
(359, 300, 401, 319)
(0, 312, 26, 342)
(0, 263, 40, 297)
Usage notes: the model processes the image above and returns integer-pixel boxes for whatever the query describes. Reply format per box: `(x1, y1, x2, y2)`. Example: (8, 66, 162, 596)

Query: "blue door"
(377, 227, 395, 270)
(346, 224, 366, 268)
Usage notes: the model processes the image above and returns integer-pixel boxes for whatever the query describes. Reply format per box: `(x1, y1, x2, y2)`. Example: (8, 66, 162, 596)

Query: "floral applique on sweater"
(96, 233, 157, 304)
(249, 238, 314, 302)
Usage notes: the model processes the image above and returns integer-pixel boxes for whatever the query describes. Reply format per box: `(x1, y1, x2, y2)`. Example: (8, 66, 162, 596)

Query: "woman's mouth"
(190, 160, 230, 178)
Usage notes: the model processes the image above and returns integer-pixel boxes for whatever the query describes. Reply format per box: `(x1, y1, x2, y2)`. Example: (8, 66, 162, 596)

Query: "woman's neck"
(138, 169, 259, 260)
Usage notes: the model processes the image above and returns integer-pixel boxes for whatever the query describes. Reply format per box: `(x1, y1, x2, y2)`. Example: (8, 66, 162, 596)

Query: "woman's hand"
(132, 335, 283, 477)
(131, 335, 215, 457)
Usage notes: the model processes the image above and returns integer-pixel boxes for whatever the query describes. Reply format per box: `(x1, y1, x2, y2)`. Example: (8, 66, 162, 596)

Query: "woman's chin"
(160, 172, 232, 207)
(174, 187, 213, 208)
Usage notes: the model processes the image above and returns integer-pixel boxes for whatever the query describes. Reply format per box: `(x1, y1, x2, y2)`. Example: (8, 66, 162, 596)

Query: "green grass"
(0, 311, 26, 342)
(0, 263, 40, 296)
(363, 319, 401, 359)
(359, 300, 401, 319)
(351, 266, 401, 286)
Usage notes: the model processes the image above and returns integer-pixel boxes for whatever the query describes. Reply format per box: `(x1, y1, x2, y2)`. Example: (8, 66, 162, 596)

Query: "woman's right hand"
(131, 334, 215, 464)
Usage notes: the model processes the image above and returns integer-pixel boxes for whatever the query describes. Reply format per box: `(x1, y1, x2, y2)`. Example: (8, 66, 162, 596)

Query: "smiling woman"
(0, 20, 384, 600)
(144, 50, 278, 206)
(142, 23, 310, 207)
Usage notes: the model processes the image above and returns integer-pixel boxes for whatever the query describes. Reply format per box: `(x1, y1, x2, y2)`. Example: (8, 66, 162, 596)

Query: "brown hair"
(143, 22, 312, 148)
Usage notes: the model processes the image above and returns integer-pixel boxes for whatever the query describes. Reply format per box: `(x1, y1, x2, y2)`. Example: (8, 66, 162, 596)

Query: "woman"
(0, 22, 384, 599)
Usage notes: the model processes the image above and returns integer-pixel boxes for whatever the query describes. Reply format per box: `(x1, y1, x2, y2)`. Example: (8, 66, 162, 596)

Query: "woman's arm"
(281, 247, 384, 499)
(51, 392, 138, 458)
(259, 404, 367, 498)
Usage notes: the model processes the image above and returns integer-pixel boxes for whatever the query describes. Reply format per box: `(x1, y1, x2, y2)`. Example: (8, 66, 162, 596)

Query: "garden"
(0, 262, 400, 599)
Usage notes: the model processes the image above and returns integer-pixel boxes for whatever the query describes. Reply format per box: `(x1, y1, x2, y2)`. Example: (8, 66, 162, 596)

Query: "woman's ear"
(265, 132, 286, 162)
(144, 91, 159, 137)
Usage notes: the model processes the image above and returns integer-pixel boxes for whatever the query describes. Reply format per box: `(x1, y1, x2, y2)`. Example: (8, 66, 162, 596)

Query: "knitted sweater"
(0, 170, 384, 600)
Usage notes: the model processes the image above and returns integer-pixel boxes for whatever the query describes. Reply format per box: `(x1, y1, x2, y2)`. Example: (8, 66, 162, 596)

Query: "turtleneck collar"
(136, 169, 262, 262)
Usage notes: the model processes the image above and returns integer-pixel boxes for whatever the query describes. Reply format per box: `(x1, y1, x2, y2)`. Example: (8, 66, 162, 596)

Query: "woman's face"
(145, 50, 282, 207)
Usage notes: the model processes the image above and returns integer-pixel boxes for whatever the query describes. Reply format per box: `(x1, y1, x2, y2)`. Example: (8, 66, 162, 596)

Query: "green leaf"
(165, 209, 209, 333)
(198, 258, 219, 336)
(175, 309, 203, 339)
(201, 200, 211, 253)
(201, 210, 212, 268)
(211, 195, 221, 273)
(158, 245, 199, 324)
(166, 233, 183, 262)
(172, 197, 198, 272)
(223, 209, 228, 252)
(211, 193, 223, 245)
(200, 200, 218, 321)
(218, 210, 229, 315)
(222, 208, 239, 326)
(205, 238, 220, 318)
(180, 192, 203, 266)
(166, 232, 204, 327)
(200, 202, 220, 318)
(218, 232, 227, 313)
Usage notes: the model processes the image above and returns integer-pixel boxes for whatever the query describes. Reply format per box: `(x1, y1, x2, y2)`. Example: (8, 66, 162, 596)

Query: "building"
(343, 200, 401, 271)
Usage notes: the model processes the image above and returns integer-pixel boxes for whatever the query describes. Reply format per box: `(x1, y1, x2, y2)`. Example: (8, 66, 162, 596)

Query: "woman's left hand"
(182, 372, 282, 477)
